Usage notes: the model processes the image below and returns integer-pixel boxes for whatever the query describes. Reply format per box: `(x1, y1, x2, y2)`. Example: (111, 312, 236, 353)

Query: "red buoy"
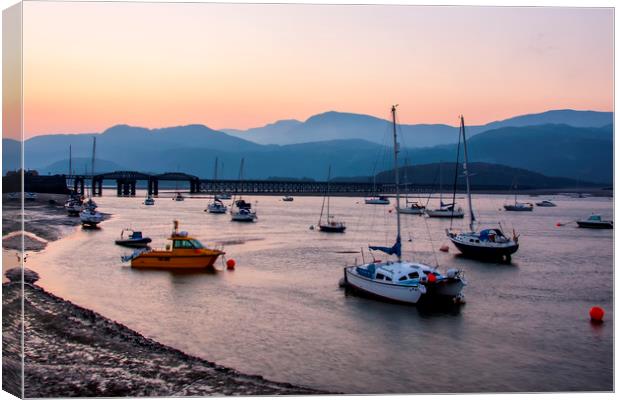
(388, 209, 393, 213)
(427, 273, 436, 283)
(555, 223, 562, 227)
(226, 259, 236, 270)
(589, 306, 604, 323)
(439, 244, 449, 252)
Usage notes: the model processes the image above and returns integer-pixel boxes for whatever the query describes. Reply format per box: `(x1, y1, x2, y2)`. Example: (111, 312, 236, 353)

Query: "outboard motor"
(446, 269, 459, 279)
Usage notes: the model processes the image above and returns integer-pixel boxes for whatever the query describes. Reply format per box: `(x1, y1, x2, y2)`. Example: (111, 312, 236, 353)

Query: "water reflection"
(26, 191, 613, 393)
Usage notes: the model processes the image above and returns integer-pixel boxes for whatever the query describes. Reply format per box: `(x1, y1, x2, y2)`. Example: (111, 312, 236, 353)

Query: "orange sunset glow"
(21, 2, 613, 137)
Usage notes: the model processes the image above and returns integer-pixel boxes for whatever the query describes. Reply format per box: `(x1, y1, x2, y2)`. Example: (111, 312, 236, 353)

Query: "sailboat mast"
(460, 116, 475, 231)
(391, 105, 402, 262)
(213, 157, 218, 180)
(439, 161, 443, 205)
(69, 145, 72, 177)
(90, 137, 96, 197)
(91, 137, 96, 177)
(326, 165, 331, 221)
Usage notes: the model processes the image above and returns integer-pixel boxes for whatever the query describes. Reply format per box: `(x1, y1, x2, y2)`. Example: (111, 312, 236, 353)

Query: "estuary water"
(28, 191, 613, 393)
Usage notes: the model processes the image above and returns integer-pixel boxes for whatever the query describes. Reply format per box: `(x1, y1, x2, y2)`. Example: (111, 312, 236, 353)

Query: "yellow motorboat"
(128, 221, 224, 270)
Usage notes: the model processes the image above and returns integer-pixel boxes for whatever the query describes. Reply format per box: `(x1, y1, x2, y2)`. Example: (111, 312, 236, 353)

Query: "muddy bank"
(2, 269, 326, 397)
(2, 193, 109, 250)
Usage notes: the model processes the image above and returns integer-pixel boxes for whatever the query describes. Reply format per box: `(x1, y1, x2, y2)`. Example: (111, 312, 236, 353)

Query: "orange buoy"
(589, 306, 604, 323)
(439, 244, 449, 252)
(226, 259, 236, 270)
(427, 273, 436, 283)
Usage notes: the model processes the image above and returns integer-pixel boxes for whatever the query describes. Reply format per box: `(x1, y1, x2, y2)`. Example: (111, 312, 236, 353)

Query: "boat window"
(190, 239, 204, 249)
(385, 276, 392, 282)
(399, 276, 408, 281)
(173, 240, 195, 249)
(375, 273, 386, 280)
(408, 272, 419, 279)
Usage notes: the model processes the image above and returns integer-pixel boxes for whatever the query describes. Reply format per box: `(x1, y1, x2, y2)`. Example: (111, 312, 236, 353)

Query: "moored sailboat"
(503, 180, 533, 211)
(343, 105, 466, 305)
(446, 116, 519, 262)
(230, 158, 257, 222)
(425, 162, 464, 218)
(206, 158, 228, 213)
(79, 138, 103, 227)
(317, 165, 346, 233)
(206, 198, 228, 214)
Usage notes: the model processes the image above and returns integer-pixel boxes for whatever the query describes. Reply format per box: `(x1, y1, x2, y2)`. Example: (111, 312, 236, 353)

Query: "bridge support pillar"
(122, 183, 130, 196)
(190, 179, 200, 193)
(153, 179, 159, 197)
(116, 180, 123, 197)
(96, 179, 103, 196)
(130, 180, 136, 196)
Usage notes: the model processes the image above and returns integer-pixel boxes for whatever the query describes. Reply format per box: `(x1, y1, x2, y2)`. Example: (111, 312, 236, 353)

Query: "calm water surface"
(28, 192, 613, 393)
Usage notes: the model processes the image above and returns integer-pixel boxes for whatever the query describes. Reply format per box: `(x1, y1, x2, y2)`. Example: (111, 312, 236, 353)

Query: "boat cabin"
(167, 231, 205, 250)
(129, 231, 144, 240)
(478, 229, 509, 243)
(235, 199, 252, 209)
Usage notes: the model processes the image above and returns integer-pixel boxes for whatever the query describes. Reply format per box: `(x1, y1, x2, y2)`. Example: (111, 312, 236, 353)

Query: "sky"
(17, 2, 614, 138)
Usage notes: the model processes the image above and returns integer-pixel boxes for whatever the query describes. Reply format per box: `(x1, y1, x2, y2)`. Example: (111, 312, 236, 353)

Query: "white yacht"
(343, 105, 466, 305)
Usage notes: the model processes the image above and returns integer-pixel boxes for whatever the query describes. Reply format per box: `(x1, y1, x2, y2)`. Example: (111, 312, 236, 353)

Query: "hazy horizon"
(14, 3, 614, 138)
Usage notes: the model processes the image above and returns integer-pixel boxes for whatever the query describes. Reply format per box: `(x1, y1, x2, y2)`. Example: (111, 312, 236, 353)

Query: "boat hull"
(503, 205, 533, 211)
(319, 224, 346, 233)
(115, 239, 152, 248)
(425, 209, 464, 218)
(398, 207, 425, 215)
(449, 236, 519, 260)
(365, 199, 390, 205)
(131, 250, 224, 269)
(576, 221, 613, 229)
(344, 268, 425, 304)
(231, 213, 257, 222)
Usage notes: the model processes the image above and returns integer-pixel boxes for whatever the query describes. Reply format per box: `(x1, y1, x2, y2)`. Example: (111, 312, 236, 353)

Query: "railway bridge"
(70, 171, 433, 196)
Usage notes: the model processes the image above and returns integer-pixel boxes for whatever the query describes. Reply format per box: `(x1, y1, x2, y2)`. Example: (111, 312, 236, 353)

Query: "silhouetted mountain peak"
(102, 124, 150, 136)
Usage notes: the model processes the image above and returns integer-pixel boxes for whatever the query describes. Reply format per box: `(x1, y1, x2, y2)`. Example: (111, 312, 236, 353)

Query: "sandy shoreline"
(2, 193, 327, 397)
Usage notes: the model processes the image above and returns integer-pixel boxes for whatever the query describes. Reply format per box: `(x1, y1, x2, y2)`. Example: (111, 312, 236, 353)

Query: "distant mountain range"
(222, 109, 613, 146)
(2, 109, 613, 185)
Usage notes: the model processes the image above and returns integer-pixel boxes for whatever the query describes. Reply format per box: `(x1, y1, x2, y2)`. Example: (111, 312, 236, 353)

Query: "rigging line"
(449, 120, 463, 230)
(422, 211, 441, 268)
(424, 166, 440, 208)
